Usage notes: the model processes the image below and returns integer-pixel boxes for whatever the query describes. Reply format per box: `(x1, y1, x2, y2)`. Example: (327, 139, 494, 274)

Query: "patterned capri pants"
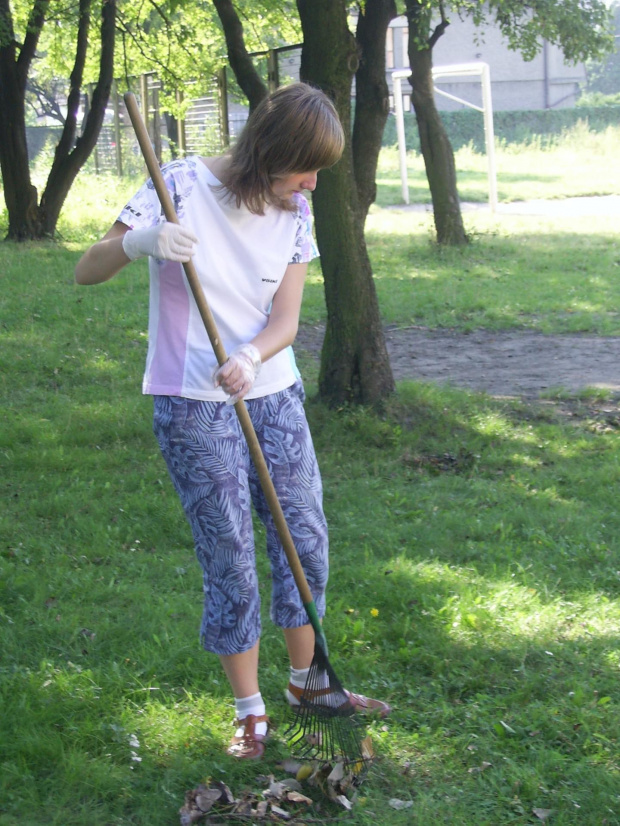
(153, 380, 329, 655)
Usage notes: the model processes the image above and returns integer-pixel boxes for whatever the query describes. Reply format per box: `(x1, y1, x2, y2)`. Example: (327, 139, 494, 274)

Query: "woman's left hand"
(213, 343, 262, 405)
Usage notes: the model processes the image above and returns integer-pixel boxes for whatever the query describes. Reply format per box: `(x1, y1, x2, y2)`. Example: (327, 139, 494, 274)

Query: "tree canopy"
(0, 0, 301, 240)
(584, 0, 620, 96)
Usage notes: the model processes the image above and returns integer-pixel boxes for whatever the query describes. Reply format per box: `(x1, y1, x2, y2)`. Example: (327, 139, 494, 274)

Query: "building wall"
(387, 14, 586, 112)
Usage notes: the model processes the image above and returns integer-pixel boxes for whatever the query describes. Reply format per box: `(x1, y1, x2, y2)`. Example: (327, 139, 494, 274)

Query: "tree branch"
(16, 0, 50, 86)
(428, 1, 449, 49)
(52, 0, 91, 161)
(26, 80, 66, 123)
(115, 13, 184, 85)
(212, 0, 268, 110)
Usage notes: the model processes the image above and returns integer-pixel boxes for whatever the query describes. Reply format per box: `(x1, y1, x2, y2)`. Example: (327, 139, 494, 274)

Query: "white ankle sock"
(286, 666, 337, 706)
(234, 692, 267, 737)
(289, 666, 311, 689)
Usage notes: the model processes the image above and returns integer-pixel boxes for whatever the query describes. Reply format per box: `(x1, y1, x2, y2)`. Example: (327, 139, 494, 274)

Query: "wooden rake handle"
(123, 92, 318, 613)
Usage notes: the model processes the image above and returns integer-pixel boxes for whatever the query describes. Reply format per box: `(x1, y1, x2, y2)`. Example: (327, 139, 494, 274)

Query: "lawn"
(1, 126, 619, 825)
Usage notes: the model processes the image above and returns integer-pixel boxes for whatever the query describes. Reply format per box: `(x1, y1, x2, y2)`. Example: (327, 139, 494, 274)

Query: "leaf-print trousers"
(153, 381, 329, 655)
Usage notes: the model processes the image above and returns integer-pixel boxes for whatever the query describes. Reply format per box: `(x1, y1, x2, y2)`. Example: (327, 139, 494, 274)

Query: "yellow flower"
(370, 608, 379, 617)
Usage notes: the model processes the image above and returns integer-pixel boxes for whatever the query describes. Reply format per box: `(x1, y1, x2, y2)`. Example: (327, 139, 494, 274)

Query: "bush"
(577, 91, 620, 107)
(383, 105, 620, 152)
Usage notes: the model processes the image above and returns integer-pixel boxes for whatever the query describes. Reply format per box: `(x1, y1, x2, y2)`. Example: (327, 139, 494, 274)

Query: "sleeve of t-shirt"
(289, 195, 319, 264)
(116, 159, 200, 230)
(117, 178, 163, 230)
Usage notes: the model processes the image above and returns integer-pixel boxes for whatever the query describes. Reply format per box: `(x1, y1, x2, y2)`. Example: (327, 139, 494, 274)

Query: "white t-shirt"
(117, 157, 319, 401)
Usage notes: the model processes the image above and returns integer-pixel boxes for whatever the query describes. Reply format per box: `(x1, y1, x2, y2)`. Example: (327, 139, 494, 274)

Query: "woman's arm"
(251, 262, 307, 361)
(75, 222, 131, 285)
(214, 262, 307, 402)
(75, 220, 198, 285)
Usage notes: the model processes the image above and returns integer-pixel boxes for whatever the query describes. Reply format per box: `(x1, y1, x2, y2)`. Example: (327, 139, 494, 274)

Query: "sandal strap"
(287, 682, 333, 702)
(228, 713, 270, 760)
(234, 713, 270, 730)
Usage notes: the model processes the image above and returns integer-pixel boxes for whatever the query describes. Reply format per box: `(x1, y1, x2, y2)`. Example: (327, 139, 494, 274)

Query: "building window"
(386, 28, 394, 69)
(402, 27, 410, 68)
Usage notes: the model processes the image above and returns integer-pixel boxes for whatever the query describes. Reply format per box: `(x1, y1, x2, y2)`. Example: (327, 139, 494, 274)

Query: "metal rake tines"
(285, 642, 375, 771)
(285, 676, 372, 768)
(286, 703, 370, 765)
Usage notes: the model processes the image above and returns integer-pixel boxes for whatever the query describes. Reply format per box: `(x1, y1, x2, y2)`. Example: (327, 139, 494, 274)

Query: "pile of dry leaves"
(179, 757, 366, 825)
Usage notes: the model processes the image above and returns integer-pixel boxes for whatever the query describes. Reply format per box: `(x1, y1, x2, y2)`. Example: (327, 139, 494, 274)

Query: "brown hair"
(220, 83, 345, 214)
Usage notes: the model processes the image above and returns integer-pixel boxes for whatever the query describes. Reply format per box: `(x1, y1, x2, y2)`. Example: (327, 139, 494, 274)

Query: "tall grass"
(375, 122, 620, 206)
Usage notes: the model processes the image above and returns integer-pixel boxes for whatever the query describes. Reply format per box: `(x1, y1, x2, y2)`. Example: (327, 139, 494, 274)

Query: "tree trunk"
(0, 0, 49, 239)
(0, 0, 115, 240)
(405, 2, 468, 245)
(212, 0, 268, 111)
(352, 0, 397, 225)
(39, 0, 116, 236)
(297, 0, 394, 406)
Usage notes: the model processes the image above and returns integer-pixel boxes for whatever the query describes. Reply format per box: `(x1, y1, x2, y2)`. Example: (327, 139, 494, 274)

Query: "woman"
(75, 82, 389, 759)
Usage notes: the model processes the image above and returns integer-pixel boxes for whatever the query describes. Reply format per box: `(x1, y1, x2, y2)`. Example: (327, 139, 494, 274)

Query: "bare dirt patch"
(295, 324, 620, 401)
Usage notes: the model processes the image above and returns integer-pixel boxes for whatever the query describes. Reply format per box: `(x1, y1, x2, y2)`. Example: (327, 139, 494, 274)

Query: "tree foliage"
(0, 0, 300, 239)
(584, 0, 620, 96)
(0, 0, 117, 239)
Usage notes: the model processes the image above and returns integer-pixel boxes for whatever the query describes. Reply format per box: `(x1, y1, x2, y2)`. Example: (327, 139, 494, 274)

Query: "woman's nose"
(302, 171, 318, 191)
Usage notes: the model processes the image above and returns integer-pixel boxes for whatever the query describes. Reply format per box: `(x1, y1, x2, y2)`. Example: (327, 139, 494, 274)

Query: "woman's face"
(271, 170, 319, 200)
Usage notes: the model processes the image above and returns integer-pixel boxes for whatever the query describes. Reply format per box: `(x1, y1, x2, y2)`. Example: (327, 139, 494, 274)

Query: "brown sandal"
(343, 689, 391, 718)
(227, 713, 270, 760)
(287, 682, 391, 718)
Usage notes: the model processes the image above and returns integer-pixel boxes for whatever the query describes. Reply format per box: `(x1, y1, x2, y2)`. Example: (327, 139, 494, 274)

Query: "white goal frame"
(391, 62, 497, 212)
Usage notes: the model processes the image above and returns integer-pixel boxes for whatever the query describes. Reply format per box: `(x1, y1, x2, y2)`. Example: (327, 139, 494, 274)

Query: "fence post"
(89, 84, 100, 175)
(152, 81, 162, 163)
(217, 67, 230, 148)
(267, 50, 279, 93)
(140, 74, 149, 136)
(112, 79, 123, 176)
(176, 89, 186, 156)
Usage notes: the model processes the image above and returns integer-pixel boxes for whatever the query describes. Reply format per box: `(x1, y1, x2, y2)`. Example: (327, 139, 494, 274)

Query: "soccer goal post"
(391, 62, 497, 212)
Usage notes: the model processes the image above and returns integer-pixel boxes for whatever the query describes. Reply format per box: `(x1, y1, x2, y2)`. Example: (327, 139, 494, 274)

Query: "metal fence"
(26, 45, 304, 177)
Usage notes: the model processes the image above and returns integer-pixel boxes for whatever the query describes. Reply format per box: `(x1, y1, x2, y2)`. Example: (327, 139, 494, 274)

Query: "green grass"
(364, 210, 620, 334)
(1, 128, 620, 824)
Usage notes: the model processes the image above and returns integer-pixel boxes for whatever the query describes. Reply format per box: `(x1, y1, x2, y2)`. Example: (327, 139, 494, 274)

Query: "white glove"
(213, 343, 262, 405)
(122, 222, 198, 262)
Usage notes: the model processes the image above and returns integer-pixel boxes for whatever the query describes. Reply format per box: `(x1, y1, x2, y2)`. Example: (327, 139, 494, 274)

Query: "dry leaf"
(286, 790, 313, 805)
(327, 762, 345, 783)
(232, 796, 253, 816)
(280, 758, 303, 775)
(214, 781, 235, 805)
(389, 798, 414, 810)
(195, 787, 221, 812)
(335, 794, 353, 810)
(267, 778, 303, 800)
(270, 803, 292, 819)
(295, 763, 314, 782)
(468, 762, 492, 774)
(179, 785, 218, 825)
(361, 735, 375, 760)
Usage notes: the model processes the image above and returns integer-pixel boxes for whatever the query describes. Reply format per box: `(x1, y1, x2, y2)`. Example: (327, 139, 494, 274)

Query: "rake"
(124, 92, 373, 773)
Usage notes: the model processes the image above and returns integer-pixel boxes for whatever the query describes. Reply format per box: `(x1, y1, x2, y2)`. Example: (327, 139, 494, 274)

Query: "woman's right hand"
(213, 343, 262, 405)
(122, 222, 198, 262)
